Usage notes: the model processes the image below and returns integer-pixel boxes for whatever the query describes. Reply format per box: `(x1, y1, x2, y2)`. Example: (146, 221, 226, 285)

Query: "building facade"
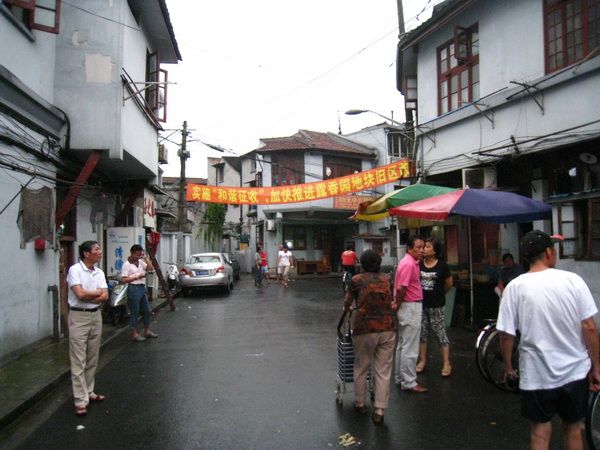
(0, 0, 180, 362)
(396, 0, 600, 305)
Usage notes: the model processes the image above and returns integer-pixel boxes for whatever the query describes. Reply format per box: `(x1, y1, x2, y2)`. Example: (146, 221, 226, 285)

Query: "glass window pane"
(441, 99, 448, 114)
(472, 64, 479, 83)
(440, 80, 448, 97)
(33, 9, 55, 27)
(472, 82, 480, 101)
(460, 70, 469, 88)
(450, 75, 458, 93)
(461, 87, 469, 103)
(451, 92, 458, 109)
(562, 222, 576, 237)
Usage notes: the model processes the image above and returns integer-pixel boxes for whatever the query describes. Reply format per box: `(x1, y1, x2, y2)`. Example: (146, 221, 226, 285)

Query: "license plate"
(194, 270, 209, 276)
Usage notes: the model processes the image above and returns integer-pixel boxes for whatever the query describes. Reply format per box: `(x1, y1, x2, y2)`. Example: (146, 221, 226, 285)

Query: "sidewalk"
(0, 297, 170, 430)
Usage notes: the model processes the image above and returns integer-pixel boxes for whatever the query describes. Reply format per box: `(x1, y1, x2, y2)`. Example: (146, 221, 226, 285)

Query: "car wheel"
(224, 278, 231, 295)
(182, 287, 191, 297)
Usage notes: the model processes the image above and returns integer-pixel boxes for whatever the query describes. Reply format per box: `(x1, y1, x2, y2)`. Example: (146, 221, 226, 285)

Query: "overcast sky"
(161, 0, 438, 178)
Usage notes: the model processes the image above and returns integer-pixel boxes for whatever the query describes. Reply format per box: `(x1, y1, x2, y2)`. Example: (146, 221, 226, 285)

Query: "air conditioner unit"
(158, 144, 168, 164)
(266, 219, 276, 231)
(462, 167, 497, 189)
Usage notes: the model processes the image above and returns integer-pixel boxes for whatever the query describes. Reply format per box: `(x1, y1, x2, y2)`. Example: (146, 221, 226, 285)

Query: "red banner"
(186, 159, 411, 205)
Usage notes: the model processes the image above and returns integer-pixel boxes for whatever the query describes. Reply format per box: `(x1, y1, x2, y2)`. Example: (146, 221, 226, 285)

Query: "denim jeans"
(127, 284, 151, 329)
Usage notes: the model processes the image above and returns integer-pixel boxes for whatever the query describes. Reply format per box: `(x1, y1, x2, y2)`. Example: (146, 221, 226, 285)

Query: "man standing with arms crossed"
(392, 235, 427, 393)
(67, 240, 109, 416)
(498, 230, 600, 450)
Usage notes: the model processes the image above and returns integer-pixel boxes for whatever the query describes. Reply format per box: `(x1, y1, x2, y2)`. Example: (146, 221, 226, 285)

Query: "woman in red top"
(344, 249, 396, 425)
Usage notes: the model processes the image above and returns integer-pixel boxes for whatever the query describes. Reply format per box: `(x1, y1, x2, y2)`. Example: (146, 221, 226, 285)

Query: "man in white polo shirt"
(67, 240, 109, 416)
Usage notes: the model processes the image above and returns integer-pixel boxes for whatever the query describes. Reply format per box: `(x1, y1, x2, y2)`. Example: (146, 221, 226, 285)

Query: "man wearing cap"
(497, 230, 600, 450)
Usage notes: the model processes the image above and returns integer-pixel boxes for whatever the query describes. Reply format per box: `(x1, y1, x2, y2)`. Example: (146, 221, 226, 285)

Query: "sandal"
(416, 361, 426, 374)
(371, 412, 384, 425)
(75, 405, 88, 416)
(353, 402, 368, 414)
(89, 394, 106, 402)
(441, 365, 452, 377)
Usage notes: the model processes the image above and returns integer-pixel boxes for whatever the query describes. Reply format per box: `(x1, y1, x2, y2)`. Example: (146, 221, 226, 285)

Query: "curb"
(0, 295, 175, 430)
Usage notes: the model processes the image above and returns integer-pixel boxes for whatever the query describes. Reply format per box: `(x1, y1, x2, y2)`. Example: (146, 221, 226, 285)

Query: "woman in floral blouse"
(344, 249, 396, 425)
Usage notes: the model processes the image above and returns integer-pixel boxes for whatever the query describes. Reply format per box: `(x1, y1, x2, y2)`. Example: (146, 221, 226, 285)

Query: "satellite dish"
(579, 152, 598, 165)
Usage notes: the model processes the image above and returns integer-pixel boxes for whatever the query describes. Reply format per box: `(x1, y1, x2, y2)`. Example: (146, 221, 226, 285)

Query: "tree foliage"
(202, 203, 226, 249)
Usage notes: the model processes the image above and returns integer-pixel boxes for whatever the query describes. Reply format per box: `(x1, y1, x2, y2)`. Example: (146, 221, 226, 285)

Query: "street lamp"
(345, 109, 414, 143)
(344, 109, 405, 127)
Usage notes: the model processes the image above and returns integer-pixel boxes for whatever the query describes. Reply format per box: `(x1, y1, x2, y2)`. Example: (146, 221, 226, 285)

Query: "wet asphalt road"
(6, 275, 564, 449)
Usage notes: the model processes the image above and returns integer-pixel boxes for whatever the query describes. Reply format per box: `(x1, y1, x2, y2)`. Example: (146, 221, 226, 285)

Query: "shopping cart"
(335, 309, 374, 406)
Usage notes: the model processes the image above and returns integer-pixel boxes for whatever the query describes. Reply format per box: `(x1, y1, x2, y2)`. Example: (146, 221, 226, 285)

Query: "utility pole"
(177, 120, 189, 267)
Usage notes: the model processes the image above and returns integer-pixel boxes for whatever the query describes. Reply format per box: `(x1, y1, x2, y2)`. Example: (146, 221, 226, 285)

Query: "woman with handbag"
(343, 250, 396, 425)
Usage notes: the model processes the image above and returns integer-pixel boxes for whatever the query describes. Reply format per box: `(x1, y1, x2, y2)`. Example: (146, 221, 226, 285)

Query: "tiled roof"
(252, 129, 377, 158)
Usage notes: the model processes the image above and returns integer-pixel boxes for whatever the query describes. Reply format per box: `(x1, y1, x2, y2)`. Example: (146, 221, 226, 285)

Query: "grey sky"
(161, 0, 437, 178)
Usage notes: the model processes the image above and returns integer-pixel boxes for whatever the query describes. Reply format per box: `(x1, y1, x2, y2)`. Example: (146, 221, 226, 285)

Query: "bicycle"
(474, 319, 520, 393)
(586, 387, 600, 449)
(342, 270, 353, 294)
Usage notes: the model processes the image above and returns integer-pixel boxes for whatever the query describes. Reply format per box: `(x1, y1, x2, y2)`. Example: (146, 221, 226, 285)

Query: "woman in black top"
(416, 237, 453, 377)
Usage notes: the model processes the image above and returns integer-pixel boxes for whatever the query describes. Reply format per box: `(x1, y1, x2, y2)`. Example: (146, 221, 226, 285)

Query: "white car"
(179, 252, 234, 296)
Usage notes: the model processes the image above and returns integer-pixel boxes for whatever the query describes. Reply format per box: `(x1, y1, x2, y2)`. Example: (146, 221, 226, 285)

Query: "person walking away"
(260, 246, 270, 284)
(276, 244, 284, 283)
(276, 245, 294, 288)
(494, 252, 525, 298)
(254, 245, 263, 287)
(121, 244, 158, 342)
(344, 250, 396, 425)
(416, 237, 453, 377)
(67, 240, 109, 416)
(341, 245, 359, 276)
(497, 230, 600, 450)
(392, 235, 427, 393)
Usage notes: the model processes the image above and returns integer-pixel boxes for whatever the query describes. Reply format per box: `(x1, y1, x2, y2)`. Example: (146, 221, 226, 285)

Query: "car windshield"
(190, 255, 221, 264)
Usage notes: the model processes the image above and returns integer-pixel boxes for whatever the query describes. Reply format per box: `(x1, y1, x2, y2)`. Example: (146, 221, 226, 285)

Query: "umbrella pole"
(468, 219, 474, 326)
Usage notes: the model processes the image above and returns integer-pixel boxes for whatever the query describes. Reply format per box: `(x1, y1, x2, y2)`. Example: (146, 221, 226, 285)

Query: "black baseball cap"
(520, 230, 564, 260)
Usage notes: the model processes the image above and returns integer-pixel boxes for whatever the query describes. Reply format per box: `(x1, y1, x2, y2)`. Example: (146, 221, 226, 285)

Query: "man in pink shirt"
(392, 235, 427, 392)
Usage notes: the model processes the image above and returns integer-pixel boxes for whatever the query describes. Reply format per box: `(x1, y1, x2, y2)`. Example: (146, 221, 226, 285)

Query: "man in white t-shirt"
(276, 245, 294, 288)
(497, 230, 600, 450)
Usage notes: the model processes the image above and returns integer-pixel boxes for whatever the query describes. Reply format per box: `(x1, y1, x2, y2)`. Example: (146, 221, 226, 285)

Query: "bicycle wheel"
(586, 391, 600, 450)
(481, 329, 519, 393)
(475, 324, 495, 381)
(342, 272, 351, 294)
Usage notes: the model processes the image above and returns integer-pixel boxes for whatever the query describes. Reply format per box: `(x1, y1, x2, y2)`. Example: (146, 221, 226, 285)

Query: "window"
(145, 51, 168, 123)
(387, 132, 411, 158)
(271, 153, 304, 186)
(283, 225, 306, 250)
(437, 24, 479, 115)
(216, 164, 224, 183)
(322, 155, 361, 180)
(3, 0, 61, 34)
(557, 198, 600, 259)
(544, 0, 600, 73)
(250, 156, 257, 173)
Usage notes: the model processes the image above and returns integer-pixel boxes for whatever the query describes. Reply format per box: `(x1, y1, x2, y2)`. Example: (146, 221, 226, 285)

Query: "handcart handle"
(337, 309, 352, 339)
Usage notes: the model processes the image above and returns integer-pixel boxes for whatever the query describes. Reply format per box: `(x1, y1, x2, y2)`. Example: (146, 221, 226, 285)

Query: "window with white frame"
(437, 24, 479, 115)
(556, 198, 600, 259)
(3, 0, 61, 34)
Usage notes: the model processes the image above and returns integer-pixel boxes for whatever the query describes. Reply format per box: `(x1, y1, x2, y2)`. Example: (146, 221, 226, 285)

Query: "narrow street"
(3, 276, 560, 449)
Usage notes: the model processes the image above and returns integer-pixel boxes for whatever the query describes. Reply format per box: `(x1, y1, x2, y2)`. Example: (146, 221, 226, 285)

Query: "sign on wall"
(186, 160, 411, 205)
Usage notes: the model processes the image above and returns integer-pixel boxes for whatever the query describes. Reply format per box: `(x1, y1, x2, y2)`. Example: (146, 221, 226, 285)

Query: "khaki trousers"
(68, 309, 102, 407)
(353, 330, 396, 409)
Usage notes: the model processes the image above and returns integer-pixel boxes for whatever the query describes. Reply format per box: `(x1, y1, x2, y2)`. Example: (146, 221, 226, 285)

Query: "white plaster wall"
(0, 14, 56, 101)
(417, 0, 544, 124)
(0, 143, 58, 361)
(54, 0, 124, 154)
(420, 72, 600, 176)
(121, 8, 159, 174)
(556, 260, 600, 328)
